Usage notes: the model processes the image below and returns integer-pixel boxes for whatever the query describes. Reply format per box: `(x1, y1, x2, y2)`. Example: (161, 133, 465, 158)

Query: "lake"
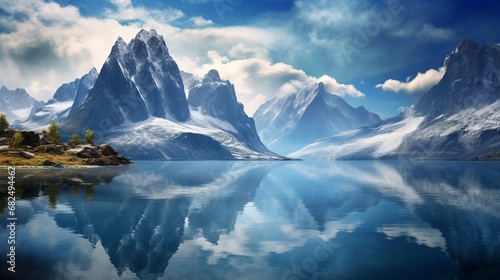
(1, 161, 500, 280)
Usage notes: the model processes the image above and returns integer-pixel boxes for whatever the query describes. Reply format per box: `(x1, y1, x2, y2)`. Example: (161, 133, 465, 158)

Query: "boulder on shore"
(66, 145, 100, 158)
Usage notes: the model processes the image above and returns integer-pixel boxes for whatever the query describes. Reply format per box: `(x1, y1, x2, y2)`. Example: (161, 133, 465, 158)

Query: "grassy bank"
(0, 152, 87, 166)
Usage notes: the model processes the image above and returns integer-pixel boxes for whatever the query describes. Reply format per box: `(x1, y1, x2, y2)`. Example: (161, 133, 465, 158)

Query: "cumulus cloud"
(0, 0, 357, 115)
(262, 0, 457, 82)
(376, 67, 446, 95)
(189, 51, 364, 115)
(0, 0, 384, 115)
(190, 16, 214, 27)
(0, 0, 273, 102)
(0, 0, 144, 100)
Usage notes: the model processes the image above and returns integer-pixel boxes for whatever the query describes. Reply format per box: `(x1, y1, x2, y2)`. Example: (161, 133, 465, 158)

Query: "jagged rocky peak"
(416, 38, 500, 118)
(317, 82, 325, 91)
(254, 80, 381, 155)
(109, 36, 127, 58)
(70, 67, 98, 111)
(52, 68, 98, 104)
(0, 86, 38, 112)
(187, 69, 269, 152)
(188, 69, 238, 113)
(445, 38, 480, 69)
(87, 67, 98, 79)
(129, 29, 170, 61)
(0, 86, 30, 96)
(203, 69, 222, 83)
(64, 29, 189, 131)
(455, 37, 480, 53)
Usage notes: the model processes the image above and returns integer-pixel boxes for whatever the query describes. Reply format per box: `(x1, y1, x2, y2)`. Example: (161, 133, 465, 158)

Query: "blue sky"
(0, 0, 499, 118)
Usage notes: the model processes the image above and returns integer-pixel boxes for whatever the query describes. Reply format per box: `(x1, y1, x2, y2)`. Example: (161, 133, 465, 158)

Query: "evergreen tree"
(85, 129, 95, 146)
(46, 122, 61, 144)
(0, 114, 8, 131)
(12, 131, 24, 148)
(69, 134, 81, 145)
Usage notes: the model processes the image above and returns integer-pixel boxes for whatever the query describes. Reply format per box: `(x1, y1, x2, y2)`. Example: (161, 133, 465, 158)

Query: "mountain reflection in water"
(0, 161, 499, 280)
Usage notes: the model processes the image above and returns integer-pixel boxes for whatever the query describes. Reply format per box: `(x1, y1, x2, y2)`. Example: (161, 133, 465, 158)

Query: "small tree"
(69, 134, 81, 145)
(12, 131, 24, 148)
(0, 114, 8, 131)
(85, 129, 95, 146)
(46, 122, 60, 144)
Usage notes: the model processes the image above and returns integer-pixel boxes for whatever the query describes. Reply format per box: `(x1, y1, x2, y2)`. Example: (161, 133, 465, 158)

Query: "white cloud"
(318, 75, 364, 97)
(190, 16, 214, 27)
(0, 0, 144, 101)
(0, 0, 296, 114)
(391, 23, 455, 41)
(0, 0, 369, 114)
(376, 67, 446, 95)
(106, 0, 184, 25)
(377, 224, 447, 249)
(191, 51, 364, 116)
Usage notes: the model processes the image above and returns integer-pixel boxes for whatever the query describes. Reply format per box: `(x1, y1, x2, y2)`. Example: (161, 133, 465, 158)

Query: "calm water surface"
(1, 161, 500, 280)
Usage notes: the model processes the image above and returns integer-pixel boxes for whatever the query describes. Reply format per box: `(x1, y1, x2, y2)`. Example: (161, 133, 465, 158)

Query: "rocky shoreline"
(0, 129, 132, 167)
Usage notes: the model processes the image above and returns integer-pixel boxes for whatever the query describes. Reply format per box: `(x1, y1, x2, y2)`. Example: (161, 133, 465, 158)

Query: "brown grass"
(0, 152, 87, 166)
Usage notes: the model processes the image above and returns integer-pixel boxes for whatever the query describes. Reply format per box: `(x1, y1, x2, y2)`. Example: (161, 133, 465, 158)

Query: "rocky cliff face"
(22, 68, 98, 130)
(188, 69, 270, 153)
(58, 30, 284, 160)
(64, 29, 189, 132)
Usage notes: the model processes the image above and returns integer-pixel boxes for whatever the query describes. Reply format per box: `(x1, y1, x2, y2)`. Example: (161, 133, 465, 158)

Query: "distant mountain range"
(20, 68, 98, 131)
(292, 38, 500, 160)
(1, 32, 498, 160)
(9, 29, 282, 160)
(254, 82, 381, 155)
(0, 86, 41, 124)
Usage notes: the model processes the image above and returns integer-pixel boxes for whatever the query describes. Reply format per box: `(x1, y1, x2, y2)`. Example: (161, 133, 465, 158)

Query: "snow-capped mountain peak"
(187, 69, 273, 154)
(20, 68, 98, 131)
(64, 29, 190, 131)
(0, 86, 40, 123)
(254, 82, 381, 155)
(294, 38, 500, 160)
(59, 30, 281, 160)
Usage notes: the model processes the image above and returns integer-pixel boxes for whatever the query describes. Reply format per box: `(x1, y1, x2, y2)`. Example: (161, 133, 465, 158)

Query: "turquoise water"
(1, 161, 500, 280)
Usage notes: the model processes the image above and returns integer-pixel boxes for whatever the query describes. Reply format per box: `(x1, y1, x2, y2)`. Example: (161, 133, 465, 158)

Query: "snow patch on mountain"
(254, 82, 381, 155)
(20, 68, 98, 130)
(0, 86, 39, 123)
(293, 38, 500, 160)
(292, 112, 425, 159)
(105, 116, 283, 160)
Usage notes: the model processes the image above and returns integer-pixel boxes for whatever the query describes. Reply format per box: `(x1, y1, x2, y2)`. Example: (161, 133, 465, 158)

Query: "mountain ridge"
(0, 86, 40, 123)
(59, 29, 284, 160)
(292, 38, 500, 160)
(254, 82, 382, 155)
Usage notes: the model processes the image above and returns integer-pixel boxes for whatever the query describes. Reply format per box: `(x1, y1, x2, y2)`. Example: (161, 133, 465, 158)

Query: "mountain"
(62, 29, 283, 160)
(64, 29, 189, 131)
(188, 69, 271, 153)
(292, 38, 500, 160)
(21, 68, 98, 130)
(253, 82, 382, 155)
(180, 70, 202, 97)
(0, 86, 40, 123)
(71, 68, 99, 112)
